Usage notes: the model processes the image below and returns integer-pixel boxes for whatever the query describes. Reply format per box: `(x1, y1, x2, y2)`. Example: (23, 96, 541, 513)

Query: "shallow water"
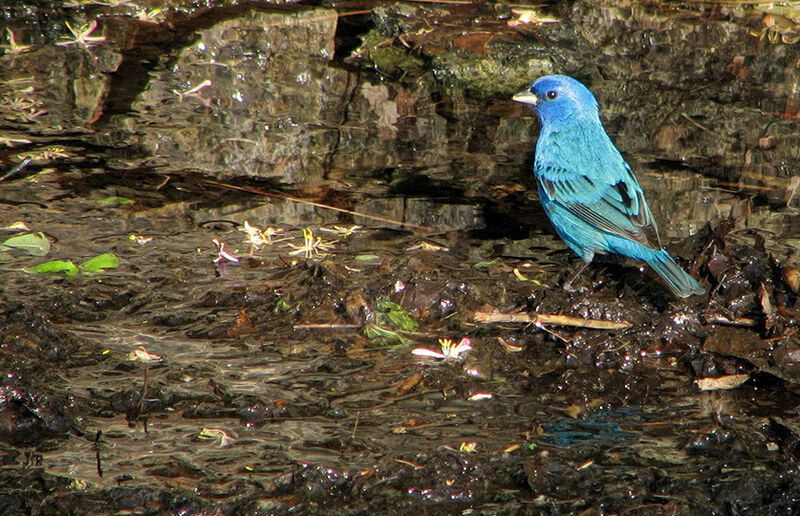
(1, 1, 800, 514)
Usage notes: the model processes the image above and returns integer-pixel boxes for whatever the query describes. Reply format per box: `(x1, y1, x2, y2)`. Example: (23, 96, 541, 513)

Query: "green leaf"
(97, 196, 133, 207)
(80, 253, 119, 272)
(31, 260, 78, 277)
(1, 232, 50, 255)
(354, 254, 379, 261)
(375, 298, 419, 331)
(362, 323, 415, 347)
(473, 258, 499, 270)
(274, 299, 292, 313)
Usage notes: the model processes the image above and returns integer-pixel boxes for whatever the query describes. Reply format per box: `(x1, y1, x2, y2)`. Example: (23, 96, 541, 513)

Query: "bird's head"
(513, 74, 599, 127)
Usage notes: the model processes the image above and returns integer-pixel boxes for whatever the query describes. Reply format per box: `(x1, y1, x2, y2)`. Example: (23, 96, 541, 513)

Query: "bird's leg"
(563, 260, 591, 292)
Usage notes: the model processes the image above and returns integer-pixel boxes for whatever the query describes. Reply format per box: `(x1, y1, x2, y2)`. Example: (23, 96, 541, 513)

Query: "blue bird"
(513, 75, 704, 297)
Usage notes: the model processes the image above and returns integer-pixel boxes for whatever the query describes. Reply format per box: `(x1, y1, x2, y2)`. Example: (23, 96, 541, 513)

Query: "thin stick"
(203, 179, 432, 231)
(351, 411, 360, 440)
(402, 0, 473, 4)
(680, 112, 710, 131)
(338, 10, 373, 17)
(0, 157, 31, 182)
(474, 310, 632, 330)
(95, 430, 103, 478)
(294, 323, 362, 330)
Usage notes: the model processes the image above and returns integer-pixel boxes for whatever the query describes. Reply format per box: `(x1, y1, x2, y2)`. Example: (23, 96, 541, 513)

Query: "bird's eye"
(546, 90, 558, 100)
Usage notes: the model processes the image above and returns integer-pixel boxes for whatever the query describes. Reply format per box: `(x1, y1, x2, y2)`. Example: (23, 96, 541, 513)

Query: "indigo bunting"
(513, 75, 704, 297)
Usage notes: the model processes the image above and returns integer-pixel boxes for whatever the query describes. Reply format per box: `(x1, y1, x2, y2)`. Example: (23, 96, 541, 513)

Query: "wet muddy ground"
(1, 0, 800, 514)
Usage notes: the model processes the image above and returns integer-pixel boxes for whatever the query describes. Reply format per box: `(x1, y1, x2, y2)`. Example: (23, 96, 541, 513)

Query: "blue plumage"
(513, 75, 704, 297)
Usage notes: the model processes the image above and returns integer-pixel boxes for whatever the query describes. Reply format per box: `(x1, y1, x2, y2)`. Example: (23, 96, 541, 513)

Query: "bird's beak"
(512, 90, 538, 106)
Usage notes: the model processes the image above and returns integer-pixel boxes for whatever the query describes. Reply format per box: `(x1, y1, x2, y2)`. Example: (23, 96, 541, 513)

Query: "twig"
(203, 179, 432, 231)
(473, 310, 632, 330)
(294, 323, 362, 330)
(338, 10, 372, 16)
(351, 411, 360, 440)
(399, 0, 472, 4)
(680, 112, 710, 132)
(95, 430, 103, 477)
(0, 157, 31, 182)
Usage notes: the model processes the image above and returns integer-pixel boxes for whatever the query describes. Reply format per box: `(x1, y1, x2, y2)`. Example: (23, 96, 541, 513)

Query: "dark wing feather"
(537, 163, 662, 249)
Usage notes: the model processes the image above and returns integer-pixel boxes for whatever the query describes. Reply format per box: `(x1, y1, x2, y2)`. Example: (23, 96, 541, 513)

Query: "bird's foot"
(562, 261, 591, 293)
(562, 281, 588, 294)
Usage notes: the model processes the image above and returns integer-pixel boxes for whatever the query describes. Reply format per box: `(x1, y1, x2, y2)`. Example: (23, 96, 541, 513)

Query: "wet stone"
(127, 8, 347, 182)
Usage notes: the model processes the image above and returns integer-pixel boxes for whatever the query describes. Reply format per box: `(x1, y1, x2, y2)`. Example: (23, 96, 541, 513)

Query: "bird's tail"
(647, 250, 705, 298)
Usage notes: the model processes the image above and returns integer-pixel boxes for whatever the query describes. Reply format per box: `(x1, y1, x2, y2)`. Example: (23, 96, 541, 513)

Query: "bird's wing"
(536, 161, 662, 249)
